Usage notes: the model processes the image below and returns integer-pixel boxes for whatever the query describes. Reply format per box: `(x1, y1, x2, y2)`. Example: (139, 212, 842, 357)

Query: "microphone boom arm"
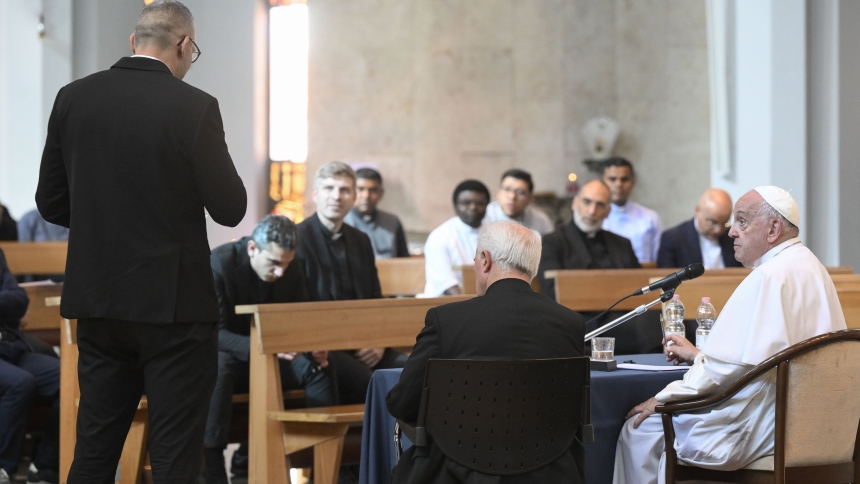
(584, 289, 676, 342)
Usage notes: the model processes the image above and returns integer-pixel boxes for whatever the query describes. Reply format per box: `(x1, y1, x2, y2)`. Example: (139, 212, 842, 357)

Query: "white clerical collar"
(131, 54, 169, 68)
(753, 237, 802, 268)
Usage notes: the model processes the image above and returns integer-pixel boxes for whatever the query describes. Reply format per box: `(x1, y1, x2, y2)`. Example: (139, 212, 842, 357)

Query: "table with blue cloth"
(360, 353, 688, 484)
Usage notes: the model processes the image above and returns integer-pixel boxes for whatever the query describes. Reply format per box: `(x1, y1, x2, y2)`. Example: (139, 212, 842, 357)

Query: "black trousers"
(69, 319, 218, 484)
(0, 344, 59, 474)
(329, 349, 407, 404)
(203, 330, 337, 448)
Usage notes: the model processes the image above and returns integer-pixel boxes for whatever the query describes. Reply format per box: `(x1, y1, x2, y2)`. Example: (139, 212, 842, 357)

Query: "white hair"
(476, 221, 542, 280)
(756, 200, 799, 236)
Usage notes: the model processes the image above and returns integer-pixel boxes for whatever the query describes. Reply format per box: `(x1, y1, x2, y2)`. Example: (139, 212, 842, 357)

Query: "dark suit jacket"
(296, 213, 381, 301)
(0, 205, 17, 241)
(537, 221, 641, 299)
(387, 279, 586, 484)
(211, 237, 309, 337)
(36, 57, 246, 323)
(656, 219, 741, 269)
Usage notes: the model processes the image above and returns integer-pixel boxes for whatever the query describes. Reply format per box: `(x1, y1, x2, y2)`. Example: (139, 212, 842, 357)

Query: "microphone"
(633, 263, 705, 296)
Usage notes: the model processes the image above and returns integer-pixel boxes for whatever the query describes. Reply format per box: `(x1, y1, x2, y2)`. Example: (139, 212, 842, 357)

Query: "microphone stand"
(584, 288, 676, 342)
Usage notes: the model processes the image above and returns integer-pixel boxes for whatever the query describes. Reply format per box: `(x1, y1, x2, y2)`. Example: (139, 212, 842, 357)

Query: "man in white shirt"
(656, 188, 742, 269)
(484, 169, 554, 235)
(423, 180, 490, 296)
(601, 158, 663, 263)
(613, 186, 847, 484)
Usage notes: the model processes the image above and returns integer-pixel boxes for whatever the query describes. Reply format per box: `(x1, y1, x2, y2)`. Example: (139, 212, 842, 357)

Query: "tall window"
(269, 1, 308, 221)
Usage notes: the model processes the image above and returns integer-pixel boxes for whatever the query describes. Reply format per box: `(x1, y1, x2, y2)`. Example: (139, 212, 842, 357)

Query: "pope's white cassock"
(613, 238, 847, 484)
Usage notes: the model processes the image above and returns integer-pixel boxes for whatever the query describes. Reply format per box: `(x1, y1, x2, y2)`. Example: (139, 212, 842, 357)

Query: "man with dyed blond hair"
(296, 161, 405, 405)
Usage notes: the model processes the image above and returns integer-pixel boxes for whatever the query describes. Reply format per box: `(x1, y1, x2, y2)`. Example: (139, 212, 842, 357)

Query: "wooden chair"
(240, 295, 472, 484)
(657, 329, 860, 483)
(395, 357, 593, 480)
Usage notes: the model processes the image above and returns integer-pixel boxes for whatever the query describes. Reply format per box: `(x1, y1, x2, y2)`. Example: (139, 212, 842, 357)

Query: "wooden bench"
(376, 257, 425, 297)
(547, 267, 854, 313)
(238, 296, 472, 484)
(0, 241, 67, 275)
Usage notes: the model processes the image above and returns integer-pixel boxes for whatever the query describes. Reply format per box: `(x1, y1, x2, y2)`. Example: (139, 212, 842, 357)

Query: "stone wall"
(306, 0, 710, 233)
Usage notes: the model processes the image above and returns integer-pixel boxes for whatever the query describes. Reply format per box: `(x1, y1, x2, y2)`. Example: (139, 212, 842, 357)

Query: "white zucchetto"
(753, 186, 799, 228)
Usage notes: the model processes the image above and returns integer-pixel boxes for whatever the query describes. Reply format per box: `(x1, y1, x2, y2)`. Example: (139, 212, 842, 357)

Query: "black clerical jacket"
(36, 57, 247, 323)
(537, 221, 641, 299)
(656, 219, 742, 269)
(387, 279, 586, 484)
(210, 237, 309, 336)
(296, 213, 382, 301)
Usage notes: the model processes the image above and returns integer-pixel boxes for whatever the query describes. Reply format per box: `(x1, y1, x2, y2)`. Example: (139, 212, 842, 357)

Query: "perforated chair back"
(420, 357, 590, 475)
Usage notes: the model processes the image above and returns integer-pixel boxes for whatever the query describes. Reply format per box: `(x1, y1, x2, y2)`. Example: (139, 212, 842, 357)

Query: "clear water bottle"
(664, 294, 686, 346)
(695, 297, 717, 349)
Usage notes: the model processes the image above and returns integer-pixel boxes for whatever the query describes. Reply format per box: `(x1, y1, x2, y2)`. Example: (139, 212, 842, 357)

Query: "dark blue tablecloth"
(359, 354, 687, 484)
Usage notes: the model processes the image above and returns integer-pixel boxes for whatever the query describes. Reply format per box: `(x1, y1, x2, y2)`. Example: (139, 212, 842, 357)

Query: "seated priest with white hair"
(613, 186, 847, 484)
(388, 221, 586, 484)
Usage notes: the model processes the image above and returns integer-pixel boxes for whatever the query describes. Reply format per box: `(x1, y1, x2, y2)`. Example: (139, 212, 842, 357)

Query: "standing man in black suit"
(538, 179, 640, 299)
(203, 215, 335, 484)
(387, 221, 586, 484)
(36, 2, 247, 483)
(657, 188, 741, 269)
(296, 161, 404, 405)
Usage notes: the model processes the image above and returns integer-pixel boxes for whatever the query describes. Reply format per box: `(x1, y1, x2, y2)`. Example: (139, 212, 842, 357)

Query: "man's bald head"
(134, 0, 194, 50)
(694, 188, 733, 241)
(728, 190, 799, 267)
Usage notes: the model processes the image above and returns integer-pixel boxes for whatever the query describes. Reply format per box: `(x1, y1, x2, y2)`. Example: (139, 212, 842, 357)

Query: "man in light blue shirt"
(601, 158, 662, 263)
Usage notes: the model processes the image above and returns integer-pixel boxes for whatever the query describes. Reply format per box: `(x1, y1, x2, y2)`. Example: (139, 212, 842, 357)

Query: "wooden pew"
(546, 267, 854, 313)
(376, 257, 425, 297)
(0, 241, 67, 274)
(20, 284, 64, 331)
(238, 296, 472, 484)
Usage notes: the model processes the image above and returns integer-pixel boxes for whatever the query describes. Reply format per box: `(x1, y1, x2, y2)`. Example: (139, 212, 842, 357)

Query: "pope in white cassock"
(612, 186, 847, 484)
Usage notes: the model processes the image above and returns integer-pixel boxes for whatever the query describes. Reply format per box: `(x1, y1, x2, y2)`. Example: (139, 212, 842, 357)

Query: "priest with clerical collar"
(613, 186, 847, 484)
(537, 179, 640, 300)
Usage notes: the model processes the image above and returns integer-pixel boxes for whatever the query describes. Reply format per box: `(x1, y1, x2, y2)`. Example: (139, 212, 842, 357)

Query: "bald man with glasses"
(657, 188, 743, 269)
(36, 2, 246, 482)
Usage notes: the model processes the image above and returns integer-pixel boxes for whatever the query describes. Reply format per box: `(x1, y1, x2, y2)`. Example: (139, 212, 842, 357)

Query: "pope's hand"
(626, 397, 659, 429)
(664, 335, 699, 366)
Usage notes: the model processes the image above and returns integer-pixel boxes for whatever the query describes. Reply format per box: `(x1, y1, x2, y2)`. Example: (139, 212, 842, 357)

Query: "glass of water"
(591, 337, 616, 361)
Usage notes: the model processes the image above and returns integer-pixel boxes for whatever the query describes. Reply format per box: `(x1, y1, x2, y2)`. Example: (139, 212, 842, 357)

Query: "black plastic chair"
(395, 357, 593, 476)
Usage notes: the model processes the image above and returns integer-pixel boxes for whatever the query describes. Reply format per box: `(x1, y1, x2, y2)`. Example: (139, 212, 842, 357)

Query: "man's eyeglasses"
(180, 36, 201, 63)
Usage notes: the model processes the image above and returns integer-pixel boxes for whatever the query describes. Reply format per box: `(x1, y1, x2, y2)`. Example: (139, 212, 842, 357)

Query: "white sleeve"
(655, 353, 753, 403)
(423, 230, 459, 296)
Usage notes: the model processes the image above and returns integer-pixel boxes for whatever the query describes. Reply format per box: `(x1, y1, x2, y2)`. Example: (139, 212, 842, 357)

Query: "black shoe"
(27, 464, 59, 484)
